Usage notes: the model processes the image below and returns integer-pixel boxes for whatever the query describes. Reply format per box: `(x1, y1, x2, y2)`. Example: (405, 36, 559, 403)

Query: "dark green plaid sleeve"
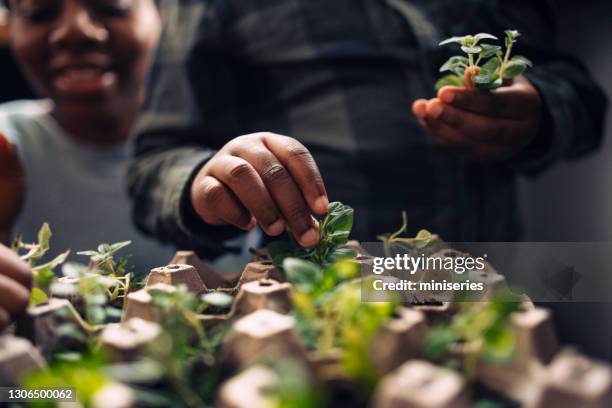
(490, 0, 608, 173)
(128, 0, 243, 258)
(128, 0, 607, 254)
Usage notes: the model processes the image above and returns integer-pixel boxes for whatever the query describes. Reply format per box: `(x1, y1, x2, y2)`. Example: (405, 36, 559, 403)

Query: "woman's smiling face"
(8, 0, 160, 125)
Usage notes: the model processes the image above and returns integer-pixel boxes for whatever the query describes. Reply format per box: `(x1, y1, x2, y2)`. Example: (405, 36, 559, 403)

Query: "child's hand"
(0, 133, 24, 243)
(412, 75, 542, 162)
(0, 244, 32, 329)
(190, 132, 328, 248)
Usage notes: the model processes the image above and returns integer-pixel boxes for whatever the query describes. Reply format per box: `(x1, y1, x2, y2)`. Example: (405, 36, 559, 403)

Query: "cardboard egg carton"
(15, 298, 90, 359)
(0, 335, 46, 386)
(100, 318, 162, 363)
(370, 307, 427, 375)
(118, 250, 290, 324)
(217, 365, 277, 408)
(374, 360, 470, 408)
(10, 240, 612, 408)
(531, 348, 612, 408)
(223, 309, 308, 369)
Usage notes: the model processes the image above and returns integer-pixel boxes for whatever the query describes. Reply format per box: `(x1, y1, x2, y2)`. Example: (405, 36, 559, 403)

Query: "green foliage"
(77, 241, 132, 276)
(52, 263, 126, 327)
(22, 351, 110, 408)
(145, 285, 231, 405)
(29, 287, 49, 305)
(284, 255, 396, 389)
(12, 223, 70, 302)
(436, 30, 532, 91)
(270, 359, 322, 408)
(200, 291, 233, 308)
(425, 290, 523, 379)
(268, 201, 356, 267)
(331, 278, 397, 389)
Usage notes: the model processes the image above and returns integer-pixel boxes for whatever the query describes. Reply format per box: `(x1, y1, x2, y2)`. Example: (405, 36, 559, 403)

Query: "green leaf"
(450, 65, 466, 78)
(505, 30, 520, 40)
(201, 291, 233, 308)
(475, 76, 502, 90)
(53, 351, 84, 362)
(89, 305, 106, 325)
(34, 267, 57, 289)
(56, 322, 87, 343)
(76, 250, 99, 257)
(502, 61, 528, 78)
(37, 223, 52, 247)
(326, 247, 356, 263)
(472, 70, 493, 84)
(425, 326, 457, 360)
(324, 203, 354, 245)
(327, 259, 360, 280)
(30, 287, 49, 306)
(439, 36, 469, 46)
(104, 307, 123, 320)
(50, 281, 79, 297)
(33, 250, 70, 274)
(109, 241, 132, 253)
(439, 56, 468, 73)
(481, 56, 501, 74)
(327, 201, 345, 214)
(475, 400, 506, 408)
(483, 325, 515, 363)
(268, 240, 308, 266)
(283, 258, 322, 293)
(511, 55, 533, 67)
(19, 223, 53, 265)
(461, 45, 482, 54)
(434, 74, 463, 91)
(479, 44, 501, 59)
(474, 33, 498, 42)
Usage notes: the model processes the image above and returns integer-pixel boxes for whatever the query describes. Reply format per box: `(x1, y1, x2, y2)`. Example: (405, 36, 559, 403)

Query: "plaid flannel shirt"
(129, 0, 607, 259)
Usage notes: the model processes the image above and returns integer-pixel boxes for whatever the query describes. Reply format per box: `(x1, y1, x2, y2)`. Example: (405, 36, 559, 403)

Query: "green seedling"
(46, 240, 135, 328)
(274, 202, 400, 389)
(269, 359, 322, 408)
(377, 211, 437, 257)
(22, 350, 112, 408)
(144, 285, 232, 405)
(268, 201, 356, 267)
(51, 263, 125, 328)
(436, 30, 532, 90)
(11, 223, 70, 305)
(77, 240, 132, 276)
(425, 290, 522, 380)
(284, 257, 397, 390)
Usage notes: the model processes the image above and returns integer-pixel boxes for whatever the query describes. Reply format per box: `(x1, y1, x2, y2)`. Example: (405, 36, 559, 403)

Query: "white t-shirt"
(0, 100, 176, 274)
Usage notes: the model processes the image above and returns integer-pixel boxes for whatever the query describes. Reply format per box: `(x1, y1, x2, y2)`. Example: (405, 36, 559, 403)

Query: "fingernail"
(430, 104, 443, 119)
(314, 196, 329, 213)
(300, 228, 319, 248)
(244, 217, 257, 230)
(268, 219, 285, 235)
(441, 92, 454, 103)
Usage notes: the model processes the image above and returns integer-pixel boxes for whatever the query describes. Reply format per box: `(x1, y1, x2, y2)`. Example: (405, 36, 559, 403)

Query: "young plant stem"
(500, 38, 514, 76)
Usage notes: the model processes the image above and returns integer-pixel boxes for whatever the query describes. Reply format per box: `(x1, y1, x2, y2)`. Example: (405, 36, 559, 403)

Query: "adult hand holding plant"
(412, 31, 542, 162)
(0, 132, 24, 243)
(191, 132, 328, 248)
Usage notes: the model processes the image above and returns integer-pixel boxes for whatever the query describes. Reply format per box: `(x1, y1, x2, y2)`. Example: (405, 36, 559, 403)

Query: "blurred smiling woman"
(0, 0, 173, 270)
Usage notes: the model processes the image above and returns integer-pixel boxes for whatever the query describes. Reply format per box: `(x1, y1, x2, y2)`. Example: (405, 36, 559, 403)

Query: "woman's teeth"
(62, 68, 105, 81)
